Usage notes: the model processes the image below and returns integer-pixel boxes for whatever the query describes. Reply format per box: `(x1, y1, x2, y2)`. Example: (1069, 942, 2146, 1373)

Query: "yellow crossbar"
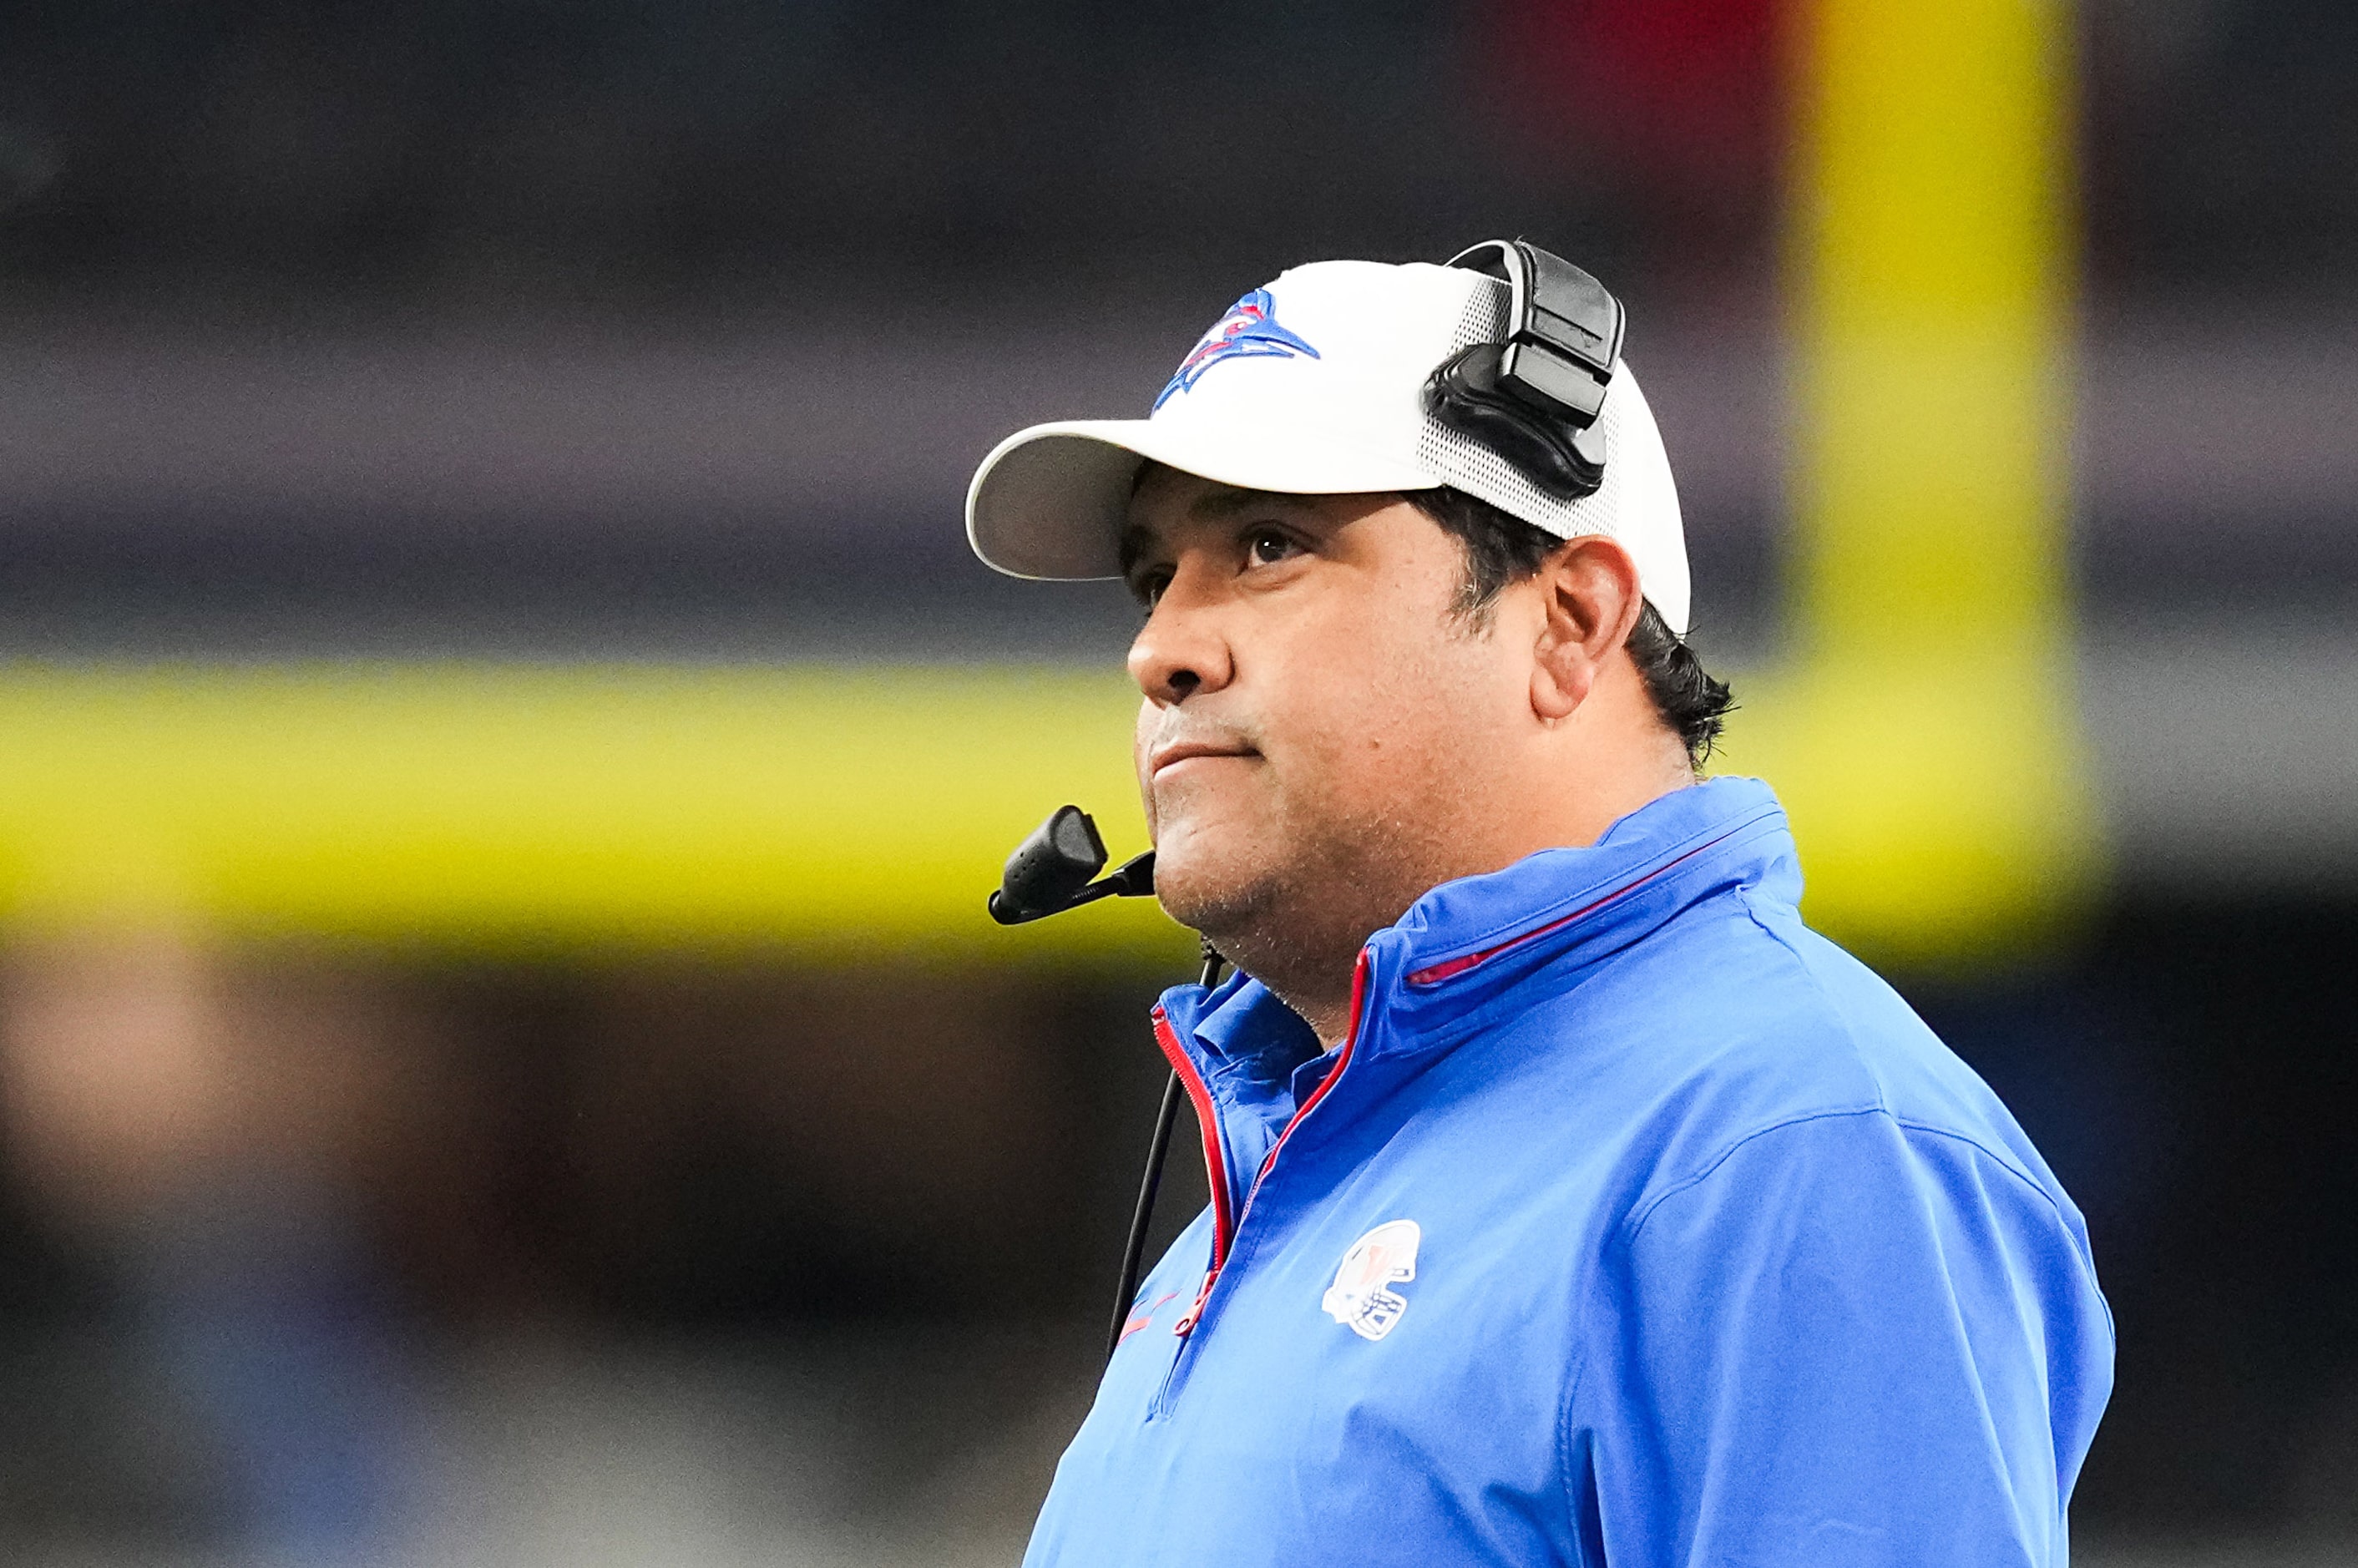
(0, 663, 1174, 959)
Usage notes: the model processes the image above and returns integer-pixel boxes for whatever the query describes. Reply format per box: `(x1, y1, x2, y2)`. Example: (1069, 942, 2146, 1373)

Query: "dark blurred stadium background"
(0, 1, 2351, 1561)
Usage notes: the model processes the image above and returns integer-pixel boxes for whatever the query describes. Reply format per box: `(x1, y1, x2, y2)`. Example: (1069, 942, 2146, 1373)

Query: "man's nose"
(1126, 569, 1235, 706)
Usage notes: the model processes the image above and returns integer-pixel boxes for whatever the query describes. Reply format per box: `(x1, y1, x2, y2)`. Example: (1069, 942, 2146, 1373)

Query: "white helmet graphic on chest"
(1321, 1219, 1422, 1342)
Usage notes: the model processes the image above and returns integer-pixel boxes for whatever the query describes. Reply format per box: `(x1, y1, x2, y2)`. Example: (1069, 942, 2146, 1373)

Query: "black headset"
(1426, 239, 1626, 501)
(993, 239, 1625, 1363)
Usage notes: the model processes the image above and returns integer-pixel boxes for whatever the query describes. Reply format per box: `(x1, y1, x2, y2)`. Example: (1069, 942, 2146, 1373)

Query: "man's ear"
(1530, 537, 1644, 723)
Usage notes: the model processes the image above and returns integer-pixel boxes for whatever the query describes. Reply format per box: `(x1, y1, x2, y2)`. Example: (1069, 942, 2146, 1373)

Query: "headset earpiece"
(1426, 240, 1625, 503)
(1427, 342, 1608, 499)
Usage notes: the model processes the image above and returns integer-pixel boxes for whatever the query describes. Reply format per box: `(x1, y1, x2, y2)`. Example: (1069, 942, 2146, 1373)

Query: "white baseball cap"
(964, 257, 1693, 635)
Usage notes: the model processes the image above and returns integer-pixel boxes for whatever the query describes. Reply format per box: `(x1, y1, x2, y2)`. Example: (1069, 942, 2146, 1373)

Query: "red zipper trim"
(1171, 950, 1372, 1338)
(1403, 832, 1738, 988)
(1151, 1005, 1234, 1272)
(1405, 900, 1607, 987)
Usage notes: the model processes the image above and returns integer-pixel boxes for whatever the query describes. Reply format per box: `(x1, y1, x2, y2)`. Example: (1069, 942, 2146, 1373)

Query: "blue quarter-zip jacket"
(1024, 777, 2113, 1567)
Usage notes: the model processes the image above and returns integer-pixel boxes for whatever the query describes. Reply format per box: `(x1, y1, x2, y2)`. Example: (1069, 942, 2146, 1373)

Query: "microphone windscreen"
(998, 805, 1108, 918)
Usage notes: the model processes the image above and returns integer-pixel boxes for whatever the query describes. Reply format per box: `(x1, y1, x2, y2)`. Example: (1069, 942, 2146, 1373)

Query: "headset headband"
(1444, 239, 1624, 432)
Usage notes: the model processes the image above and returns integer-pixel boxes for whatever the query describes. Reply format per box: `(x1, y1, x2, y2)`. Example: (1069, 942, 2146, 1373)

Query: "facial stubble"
(1150, 696, 1487, 1036)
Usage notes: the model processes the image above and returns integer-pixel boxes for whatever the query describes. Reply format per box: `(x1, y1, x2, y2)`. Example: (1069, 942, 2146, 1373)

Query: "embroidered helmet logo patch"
(1321, 1219, 1421, 1341)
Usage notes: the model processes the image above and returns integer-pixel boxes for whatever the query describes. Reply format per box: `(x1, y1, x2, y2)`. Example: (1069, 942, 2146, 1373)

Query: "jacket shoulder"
(1536, 888, 2072, 1218)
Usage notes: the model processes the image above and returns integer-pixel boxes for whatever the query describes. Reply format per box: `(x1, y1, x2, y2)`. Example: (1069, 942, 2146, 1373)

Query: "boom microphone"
(987, 806, 1222, 1363)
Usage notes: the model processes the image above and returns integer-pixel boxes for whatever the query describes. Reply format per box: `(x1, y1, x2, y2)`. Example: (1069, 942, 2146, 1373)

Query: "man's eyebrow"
(1120, 487, 1320, 577)
(1190, 487, 1316, 519)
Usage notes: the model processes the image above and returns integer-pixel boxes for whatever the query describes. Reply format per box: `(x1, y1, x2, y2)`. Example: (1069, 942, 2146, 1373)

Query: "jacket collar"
(1157, 776, 1798, 1095)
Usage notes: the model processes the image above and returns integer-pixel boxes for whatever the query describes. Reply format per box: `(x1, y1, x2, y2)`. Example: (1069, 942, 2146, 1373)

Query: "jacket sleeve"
(1566, 1108, 2113, 1568)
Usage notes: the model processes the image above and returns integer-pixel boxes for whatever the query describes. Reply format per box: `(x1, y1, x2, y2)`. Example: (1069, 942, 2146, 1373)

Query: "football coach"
(964, 244, 2113, 1566)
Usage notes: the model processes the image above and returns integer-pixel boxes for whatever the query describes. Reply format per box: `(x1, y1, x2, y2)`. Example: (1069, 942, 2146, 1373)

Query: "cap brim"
(965, 418, 1445, 580)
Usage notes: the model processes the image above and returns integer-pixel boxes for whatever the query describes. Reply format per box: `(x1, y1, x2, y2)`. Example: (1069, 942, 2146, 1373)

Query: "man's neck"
(1276, 984, 1356, 1050)
(1212, 918, 1369, 1048)
(1218, 762, 1696, 1047)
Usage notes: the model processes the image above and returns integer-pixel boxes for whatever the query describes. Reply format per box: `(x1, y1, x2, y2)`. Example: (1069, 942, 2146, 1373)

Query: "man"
(964, 247, 2112, 1565)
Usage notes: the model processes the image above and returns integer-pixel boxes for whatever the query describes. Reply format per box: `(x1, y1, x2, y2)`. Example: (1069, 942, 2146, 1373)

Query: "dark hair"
(1406, 487, 1735, 768)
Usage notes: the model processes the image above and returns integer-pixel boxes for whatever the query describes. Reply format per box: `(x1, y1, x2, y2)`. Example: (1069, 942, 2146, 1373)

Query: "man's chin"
(1148, 824, 1275, 940)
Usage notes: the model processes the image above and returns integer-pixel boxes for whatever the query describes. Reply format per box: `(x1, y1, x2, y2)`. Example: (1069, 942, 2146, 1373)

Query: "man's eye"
(1132, 570, 1172, 609)
(1247, 528, 1300, 565)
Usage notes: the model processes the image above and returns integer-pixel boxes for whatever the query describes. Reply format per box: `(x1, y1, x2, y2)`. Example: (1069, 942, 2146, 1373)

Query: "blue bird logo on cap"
(1154, 288, 1321, 411)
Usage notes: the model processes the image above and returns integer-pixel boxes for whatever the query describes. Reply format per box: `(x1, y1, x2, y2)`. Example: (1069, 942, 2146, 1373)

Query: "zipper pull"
(1172, 1271, 1217, 1338)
